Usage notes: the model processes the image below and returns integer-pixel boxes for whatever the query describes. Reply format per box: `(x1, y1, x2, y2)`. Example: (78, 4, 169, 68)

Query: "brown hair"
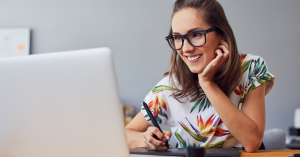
(167, 0, 242, 101)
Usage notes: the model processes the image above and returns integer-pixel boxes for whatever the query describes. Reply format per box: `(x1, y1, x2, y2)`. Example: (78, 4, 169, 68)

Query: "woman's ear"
(222, 36, 226, 41)
(219, 36, 226, 44)
(219, 37, 224, 43)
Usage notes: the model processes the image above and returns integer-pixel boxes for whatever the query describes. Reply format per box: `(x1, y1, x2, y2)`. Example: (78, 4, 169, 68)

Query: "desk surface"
(131, 150, 300, 157)
(239, 150, 300, 157)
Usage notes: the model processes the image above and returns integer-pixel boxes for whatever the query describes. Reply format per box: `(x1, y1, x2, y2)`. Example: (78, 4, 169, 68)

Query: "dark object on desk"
(186, 147, 205, 157)
(286, 127, 300, 149)
(130, 147, 239, 157)
(288, 153, 300, 157)
(291, 140, 300, 144)
(286, 143, 300, 149)
(290, 127, 300, 136)
(259, 142, 266, 150)
(286, 136, 300, 149)
(143, 101, 169, 148)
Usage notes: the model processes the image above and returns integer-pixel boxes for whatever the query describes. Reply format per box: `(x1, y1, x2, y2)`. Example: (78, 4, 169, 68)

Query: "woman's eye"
(192, 32, 203, 37)
(174, 36, 181, 41)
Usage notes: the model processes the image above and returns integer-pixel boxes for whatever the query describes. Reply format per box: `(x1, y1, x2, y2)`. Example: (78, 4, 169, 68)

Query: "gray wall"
(1, 0, 300, 145)
(219, 0, 300, 134)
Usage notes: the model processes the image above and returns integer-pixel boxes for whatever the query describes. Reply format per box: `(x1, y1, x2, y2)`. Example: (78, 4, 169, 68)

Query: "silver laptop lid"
(0, 47, 129, 157)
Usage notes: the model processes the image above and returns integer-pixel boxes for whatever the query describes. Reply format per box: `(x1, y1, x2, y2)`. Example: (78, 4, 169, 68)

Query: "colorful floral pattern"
(190, 88, 211, 113)
(142, 85, 174, 123)
(234, 83, 247, 107)
(176, 115, 230, 147)
(141, 54, 274, 149)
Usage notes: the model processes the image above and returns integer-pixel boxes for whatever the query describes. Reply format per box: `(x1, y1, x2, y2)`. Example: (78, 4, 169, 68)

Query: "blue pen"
(143, 101, 169, 148)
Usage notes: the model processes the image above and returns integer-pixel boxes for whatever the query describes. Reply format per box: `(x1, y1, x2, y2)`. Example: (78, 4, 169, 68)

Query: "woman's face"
(171, 8, 222, 74)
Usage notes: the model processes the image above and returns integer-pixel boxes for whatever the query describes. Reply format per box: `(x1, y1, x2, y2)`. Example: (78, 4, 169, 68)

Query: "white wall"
(1, 0, 300, 146)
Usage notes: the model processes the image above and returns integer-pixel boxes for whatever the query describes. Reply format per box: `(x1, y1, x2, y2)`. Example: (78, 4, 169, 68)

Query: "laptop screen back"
(0, 48, 129, 157)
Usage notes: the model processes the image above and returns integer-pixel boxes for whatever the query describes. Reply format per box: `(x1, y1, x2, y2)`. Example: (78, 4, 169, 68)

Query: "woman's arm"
(125, 112, 149, 149)
(200, 80, 266, 153)
(198, 40, 266, 152)
(125, 111, 172, 150)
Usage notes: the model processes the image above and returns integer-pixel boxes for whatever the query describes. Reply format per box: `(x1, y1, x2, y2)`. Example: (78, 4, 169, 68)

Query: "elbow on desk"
(241, 130, 264, 153)
(243, 140, 262, 153)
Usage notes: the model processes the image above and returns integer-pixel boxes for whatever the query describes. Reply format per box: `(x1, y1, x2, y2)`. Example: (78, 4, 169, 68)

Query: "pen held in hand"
(143, 101, 169, 148)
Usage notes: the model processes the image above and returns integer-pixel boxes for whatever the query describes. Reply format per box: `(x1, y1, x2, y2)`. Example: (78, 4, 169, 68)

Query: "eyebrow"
(172, 27, 204, 35)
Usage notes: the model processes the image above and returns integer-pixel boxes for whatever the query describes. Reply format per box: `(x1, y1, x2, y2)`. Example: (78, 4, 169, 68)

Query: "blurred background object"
(295, 108, 300, 128)
(124, 105, 134, 126)
(0, 28, 30, 58)
(263, 128, 286, 150)
(286, 108, 300, 149)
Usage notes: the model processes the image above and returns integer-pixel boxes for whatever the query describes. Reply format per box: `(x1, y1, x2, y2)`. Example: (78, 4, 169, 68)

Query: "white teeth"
(187, 55, 201, 61)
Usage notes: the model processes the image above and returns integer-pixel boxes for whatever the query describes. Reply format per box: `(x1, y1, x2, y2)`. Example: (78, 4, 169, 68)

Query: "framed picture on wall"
(0, 28, 30, 58)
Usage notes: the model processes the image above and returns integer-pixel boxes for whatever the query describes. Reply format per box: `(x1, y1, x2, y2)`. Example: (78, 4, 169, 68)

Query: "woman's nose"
(182, 39, 194, 53)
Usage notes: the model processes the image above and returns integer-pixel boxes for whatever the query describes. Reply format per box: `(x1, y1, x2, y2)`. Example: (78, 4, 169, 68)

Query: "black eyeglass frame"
(165, 26, 218, 50)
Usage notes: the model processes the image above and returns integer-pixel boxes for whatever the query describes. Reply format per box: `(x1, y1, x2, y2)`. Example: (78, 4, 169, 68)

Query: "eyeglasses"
(165, 26, 218, 50)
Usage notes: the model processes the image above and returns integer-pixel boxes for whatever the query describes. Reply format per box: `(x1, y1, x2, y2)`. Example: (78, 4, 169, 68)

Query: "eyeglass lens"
(168, 31, 205, 50)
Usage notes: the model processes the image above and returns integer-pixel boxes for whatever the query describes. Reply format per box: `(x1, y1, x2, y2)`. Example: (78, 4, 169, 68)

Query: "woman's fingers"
(217, 44, 229, 64)
(220, 40, 229, 48)
(143, 127, 170, 147)
(162, 130, 172, 141)
(218, 41, 230, 59)
(143, 131, 164, 146)
(147, 127, 166, 141)
(162, 130, 172, 148)
(212, 49, 224, 65)
(144, 140, 169, 150)
(217, 44, 229, 55)
(143, 127, 173, 150)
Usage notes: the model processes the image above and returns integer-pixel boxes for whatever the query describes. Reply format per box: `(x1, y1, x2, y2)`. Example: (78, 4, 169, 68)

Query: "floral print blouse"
(141, 54, 275, 149)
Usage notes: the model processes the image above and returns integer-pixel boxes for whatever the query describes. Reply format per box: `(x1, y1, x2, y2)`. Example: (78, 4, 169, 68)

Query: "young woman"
(125, 0, 275, 153)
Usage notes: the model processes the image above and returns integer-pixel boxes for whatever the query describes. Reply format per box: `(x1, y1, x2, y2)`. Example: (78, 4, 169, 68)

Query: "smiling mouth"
(187, 54, 202, 61)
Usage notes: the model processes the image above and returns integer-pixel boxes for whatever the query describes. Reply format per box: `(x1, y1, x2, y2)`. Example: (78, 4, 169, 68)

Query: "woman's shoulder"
(239, 53, 275, 95)
(154, 75, 171, 87)
(239, 53, 271, 74)
(154, 74, 181, 88)
(148, 75, 175, 95)
(240, 54, 265, 65)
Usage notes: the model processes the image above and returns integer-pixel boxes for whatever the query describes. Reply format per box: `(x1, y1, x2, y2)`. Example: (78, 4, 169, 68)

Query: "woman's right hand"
(143, 126, 172, 150)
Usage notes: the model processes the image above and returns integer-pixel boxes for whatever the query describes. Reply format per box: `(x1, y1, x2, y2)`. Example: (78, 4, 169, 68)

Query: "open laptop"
(0, 48, 129, 157)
